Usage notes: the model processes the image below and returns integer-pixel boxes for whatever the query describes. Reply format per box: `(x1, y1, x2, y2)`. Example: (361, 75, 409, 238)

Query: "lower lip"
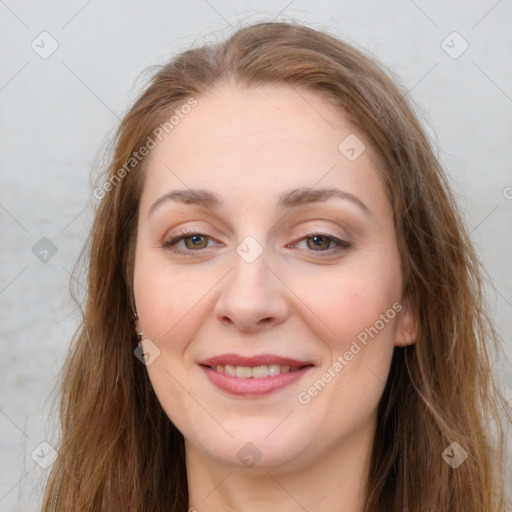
(200, 365, 314, 397)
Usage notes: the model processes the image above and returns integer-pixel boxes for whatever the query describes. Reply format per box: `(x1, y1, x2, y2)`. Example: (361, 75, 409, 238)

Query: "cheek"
(290, 260, 401, 405)
(133, 255, 210, 429)
(133, 248, 203, 341)
(294, 269, 399, 423)
(293, 263, 400, 346)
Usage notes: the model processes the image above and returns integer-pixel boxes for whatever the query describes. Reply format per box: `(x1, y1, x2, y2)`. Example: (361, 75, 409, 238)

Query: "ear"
(394, 299, 417, 347)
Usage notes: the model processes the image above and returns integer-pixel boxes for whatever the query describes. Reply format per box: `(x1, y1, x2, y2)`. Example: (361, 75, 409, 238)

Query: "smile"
(200, 364, 314, 397)
(207, 364, 305, 377)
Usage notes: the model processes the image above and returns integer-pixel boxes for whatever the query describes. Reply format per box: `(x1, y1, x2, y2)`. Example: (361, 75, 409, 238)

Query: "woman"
(41, 21, 511, 511)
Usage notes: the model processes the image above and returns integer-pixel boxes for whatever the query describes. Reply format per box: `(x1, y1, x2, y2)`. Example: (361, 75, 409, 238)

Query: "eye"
(289, 232, 351, 256)
(162, 230, 218, 254)
(162, 230, 351, 257)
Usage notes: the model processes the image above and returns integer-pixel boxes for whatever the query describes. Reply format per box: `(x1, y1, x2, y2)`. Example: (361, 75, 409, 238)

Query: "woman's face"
(133, 84, 415, 470)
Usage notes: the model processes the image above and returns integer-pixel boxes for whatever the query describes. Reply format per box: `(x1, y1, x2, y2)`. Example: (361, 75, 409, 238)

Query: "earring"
(133, 312, 143, 342)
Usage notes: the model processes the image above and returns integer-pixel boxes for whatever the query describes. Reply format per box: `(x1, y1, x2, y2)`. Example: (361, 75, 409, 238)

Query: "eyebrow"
(147, 187, 371, 218)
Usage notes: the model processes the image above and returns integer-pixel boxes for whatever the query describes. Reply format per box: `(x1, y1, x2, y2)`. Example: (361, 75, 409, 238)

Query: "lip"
(198, 353, 313, 368)
(200, 365, 314, 397)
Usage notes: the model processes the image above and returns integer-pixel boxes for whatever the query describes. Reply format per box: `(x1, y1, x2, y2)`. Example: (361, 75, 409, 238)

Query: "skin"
(133, 83, 416, 512)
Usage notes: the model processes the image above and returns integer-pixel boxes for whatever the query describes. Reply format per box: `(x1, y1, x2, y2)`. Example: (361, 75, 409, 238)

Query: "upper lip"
(199, 353, 314, 368)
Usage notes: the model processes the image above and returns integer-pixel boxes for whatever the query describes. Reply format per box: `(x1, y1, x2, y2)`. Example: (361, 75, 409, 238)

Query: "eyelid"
(291, 226, 350, 244)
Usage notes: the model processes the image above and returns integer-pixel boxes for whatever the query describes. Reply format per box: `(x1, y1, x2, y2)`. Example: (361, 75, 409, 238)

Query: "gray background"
(1, 1, 511, 510)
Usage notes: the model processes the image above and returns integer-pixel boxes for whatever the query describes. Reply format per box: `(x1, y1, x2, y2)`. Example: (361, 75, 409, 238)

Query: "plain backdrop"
(1, 1, 511, 510)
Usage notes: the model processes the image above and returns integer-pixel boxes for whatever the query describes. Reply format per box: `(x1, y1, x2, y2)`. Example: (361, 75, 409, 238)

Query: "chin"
(191, 428, 310, 470)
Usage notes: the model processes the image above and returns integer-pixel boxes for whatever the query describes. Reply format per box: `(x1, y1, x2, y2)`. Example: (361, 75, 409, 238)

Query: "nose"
(214, 249, 290, 332)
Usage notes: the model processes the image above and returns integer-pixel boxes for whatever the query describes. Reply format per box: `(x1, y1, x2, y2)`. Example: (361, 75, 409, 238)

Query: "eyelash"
(161, 228, 352, 257)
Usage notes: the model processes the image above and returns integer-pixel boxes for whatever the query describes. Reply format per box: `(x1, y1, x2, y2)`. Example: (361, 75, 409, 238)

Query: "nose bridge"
(232, 244, 269, 296)
(214, 236, 288, 329)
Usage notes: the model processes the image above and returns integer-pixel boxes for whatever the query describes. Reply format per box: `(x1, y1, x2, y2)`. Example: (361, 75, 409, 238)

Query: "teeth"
(214, 364, 293, 377)
(236, 366, 252, 378)
(252, 365, 269, 378)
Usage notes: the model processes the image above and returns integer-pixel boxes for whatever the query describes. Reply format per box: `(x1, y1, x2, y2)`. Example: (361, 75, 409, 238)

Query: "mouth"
(198, 354, 315, 397)
(201, 363, 312, 378)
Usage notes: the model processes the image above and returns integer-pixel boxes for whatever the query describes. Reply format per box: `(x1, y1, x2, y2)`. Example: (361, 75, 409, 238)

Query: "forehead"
(140, 83, 388, 215)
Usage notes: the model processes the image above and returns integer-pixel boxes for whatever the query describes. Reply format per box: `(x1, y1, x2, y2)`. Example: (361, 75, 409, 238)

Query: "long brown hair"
(40, 21, 511, 511)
